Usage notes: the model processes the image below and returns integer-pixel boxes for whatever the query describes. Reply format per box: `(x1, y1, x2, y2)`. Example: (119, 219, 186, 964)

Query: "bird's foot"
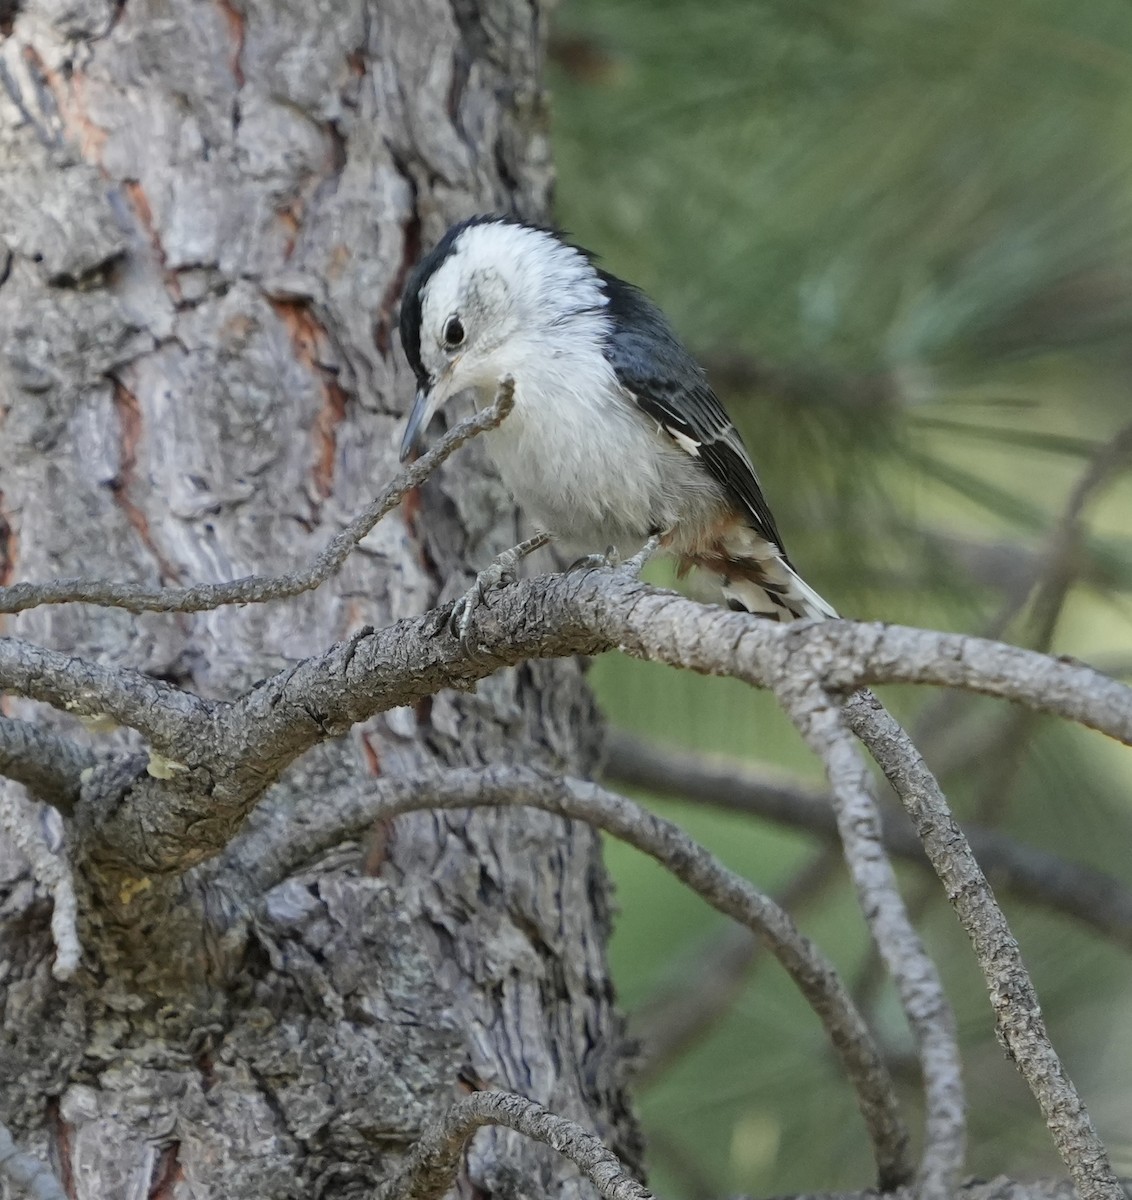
(568, 545, 619, 572)
(568, 533, 663, 578)
(450, 531, 551, 650)
(618, 533, 663, 578)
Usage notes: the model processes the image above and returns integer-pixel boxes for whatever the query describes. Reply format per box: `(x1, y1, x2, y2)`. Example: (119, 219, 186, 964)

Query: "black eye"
(443, 315, 465, 349)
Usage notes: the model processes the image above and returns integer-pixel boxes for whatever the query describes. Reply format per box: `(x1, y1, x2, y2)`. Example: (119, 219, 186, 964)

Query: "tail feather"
(721, 556, 837, 623)
(681, 522, 837, 622)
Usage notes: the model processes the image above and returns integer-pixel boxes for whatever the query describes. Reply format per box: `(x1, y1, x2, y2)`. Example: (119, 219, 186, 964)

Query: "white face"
(400, 220, 608, 459)
(416, 237, 519, 399)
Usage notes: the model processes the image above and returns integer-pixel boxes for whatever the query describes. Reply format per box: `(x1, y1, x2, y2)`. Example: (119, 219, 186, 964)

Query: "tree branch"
(0, 780, 81, 980)
(604, 731, 1132, 950)
(845, 691, 1125, 1200)
(56, 566, 1132, 888)
(373, 1091, 652, 1200)
(966, 417, 1132, 820)
(0, 716, 96, 812)
(226, 572, 1132, 808)
(631, 847, 842, 1085)
(0, 1119, 68, 1200)
(0, 636, 215, 757)
(1027, 418, 1132, 648)
(0, 384, 515, 615)
(233, 765, 914, 1191)
(768, 671, 963, 1200)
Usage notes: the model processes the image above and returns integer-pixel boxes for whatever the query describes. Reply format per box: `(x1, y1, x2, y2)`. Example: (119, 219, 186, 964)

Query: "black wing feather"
(596, 269, 791, 559)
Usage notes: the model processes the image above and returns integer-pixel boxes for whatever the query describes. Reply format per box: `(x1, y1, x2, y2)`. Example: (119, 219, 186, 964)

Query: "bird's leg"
(450, 530, 552, 647)
(569, 531, 665, 576)
(618, 532, 663, 577)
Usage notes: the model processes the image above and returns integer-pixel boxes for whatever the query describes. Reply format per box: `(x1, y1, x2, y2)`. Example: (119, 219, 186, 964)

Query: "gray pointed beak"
(399, 385, 442, 462)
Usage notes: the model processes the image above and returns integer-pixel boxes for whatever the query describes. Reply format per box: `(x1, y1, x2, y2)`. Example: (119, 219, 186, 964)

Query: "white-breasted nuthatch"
(399, 215, 836, 627)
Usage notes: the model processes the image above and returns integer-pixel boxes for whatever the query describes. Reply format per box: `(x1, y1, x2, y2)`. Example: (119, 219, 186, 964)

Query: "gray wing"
(597, 269, 790, 558)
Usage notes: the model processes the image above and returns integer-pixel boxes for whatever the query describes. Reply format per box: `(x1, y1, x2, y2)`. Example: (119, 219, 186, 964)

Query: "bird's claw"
(448, 532, 551, 652)
(568, 545, 618, 572)
(449, 551, 520, 649)
(568, 534, 662, 579)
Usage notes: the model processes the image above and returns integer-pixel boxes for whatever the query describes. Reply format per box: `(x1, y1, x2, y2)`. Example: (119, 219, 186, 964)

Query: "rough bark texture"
(0, 3, 640, 1198)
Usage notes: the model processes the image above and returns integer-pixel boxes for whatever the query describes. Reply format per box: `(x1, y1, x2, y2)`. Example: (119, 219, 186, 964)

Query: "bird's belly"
(482, 389, 723, 554)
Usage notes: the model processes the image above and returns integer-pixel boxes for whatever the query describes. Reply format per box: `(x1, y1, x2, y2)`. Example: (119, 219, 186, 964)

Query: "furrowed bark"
(0, 5, 640, 1199)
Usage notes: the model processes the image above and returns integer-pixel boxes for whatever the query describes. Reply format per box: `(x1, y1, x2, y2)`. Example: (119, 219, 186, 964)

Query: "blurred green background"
(548, 0, 1132, 1193)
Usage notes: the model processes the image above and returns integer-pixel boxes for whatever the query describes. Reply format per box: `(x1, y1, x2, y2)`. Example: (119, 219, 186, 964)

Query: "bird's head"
(397, 216, 606, 461)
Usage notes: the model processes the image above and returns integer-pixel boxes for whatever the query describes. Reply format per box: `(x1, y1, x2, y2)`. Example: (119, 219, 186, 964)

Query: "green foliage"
(551, 0, 1132, 1192)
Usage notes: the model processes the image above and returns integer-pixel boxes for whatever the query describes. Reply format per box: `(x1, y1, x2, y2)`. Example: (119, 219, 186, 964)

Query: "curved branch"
(0, 635, 214, 757)
(0, 716, 96, 813)
(0, 383, 514, 615)
(226, 571, 1132, 805)
(374, 1091, 651, 1200)
(234, 765, 914, 1191)
(1027, 419, 1132, 648)
(845, 691, 1124, 1200)
(769, 672, 964, 1200)
(70, 566, 1132, 881)
(960, 419, 1132, 820)
(632, 848, 841, 1085)
(605, 731, 1132, 950)
(19, 551, 1127, 945)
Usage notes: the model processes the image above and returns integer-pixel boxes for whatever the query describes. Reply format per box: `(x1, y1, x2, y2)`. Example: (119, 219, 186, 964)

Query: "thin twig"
(955, 419, 1132, 822)
(0, 716, 96, 813)
(770, 673, 964, 1200)
(912, 418, 1132, 780)
(373, 1091, 652, 1200)
(0, 382, 515, 615)
(0, 1120, 67, 1200)
(0, 780, 81, 980)
(1028, 419, 1132, 649)
(632, 847, 841, 1085)
(845, 690, 1125, 1200)
(237, 765, 914, 1191)
(971, 419, 1132, 821)
(605, 731, 1132, 950)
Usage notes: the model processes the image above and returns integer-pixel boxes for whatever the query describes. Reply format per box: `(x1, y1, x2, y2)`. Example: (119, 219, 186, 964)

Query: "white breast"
(479, 330, 723, 554)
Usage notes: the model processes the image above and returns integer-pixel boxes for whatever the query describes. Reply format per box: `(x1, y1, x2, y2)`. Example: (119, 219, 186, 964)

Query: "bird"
(397, 215, 836, 636)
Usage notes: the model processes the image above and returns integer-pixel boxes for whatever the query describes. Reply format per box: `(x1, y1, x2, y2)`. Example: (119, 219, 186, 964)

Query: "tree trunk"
(0, 3, 639, 1197)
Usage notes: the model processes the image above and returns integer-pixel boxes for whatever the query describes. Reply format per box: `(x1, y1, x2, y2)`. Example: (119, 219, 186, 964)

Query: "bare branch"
(845, 690, 1125, 1200)
(0, 635, 214, 757)
(632, 847, 841, 1085)
(769, 672, 964, 1200)
(72, 567, 1132, 882)
(0, 384, 514, 616)
(0, 1119, 67, 1200)
(1028, 419, 1132, 648)
(967, 418, 1132, 818)
(235, 765, 914, 1191)
(605, 731, 1132, 950)
(226, 572, 1132, 806)
(373, 1091, 651, 1200)
(0, 780, 81, 980)
(0, 716, 96, 813)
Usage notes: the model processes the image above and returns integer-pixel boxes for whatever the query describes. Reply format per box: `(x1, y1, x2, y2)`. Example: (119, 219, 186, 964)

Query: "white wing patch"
(667, 427, 702, 458)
